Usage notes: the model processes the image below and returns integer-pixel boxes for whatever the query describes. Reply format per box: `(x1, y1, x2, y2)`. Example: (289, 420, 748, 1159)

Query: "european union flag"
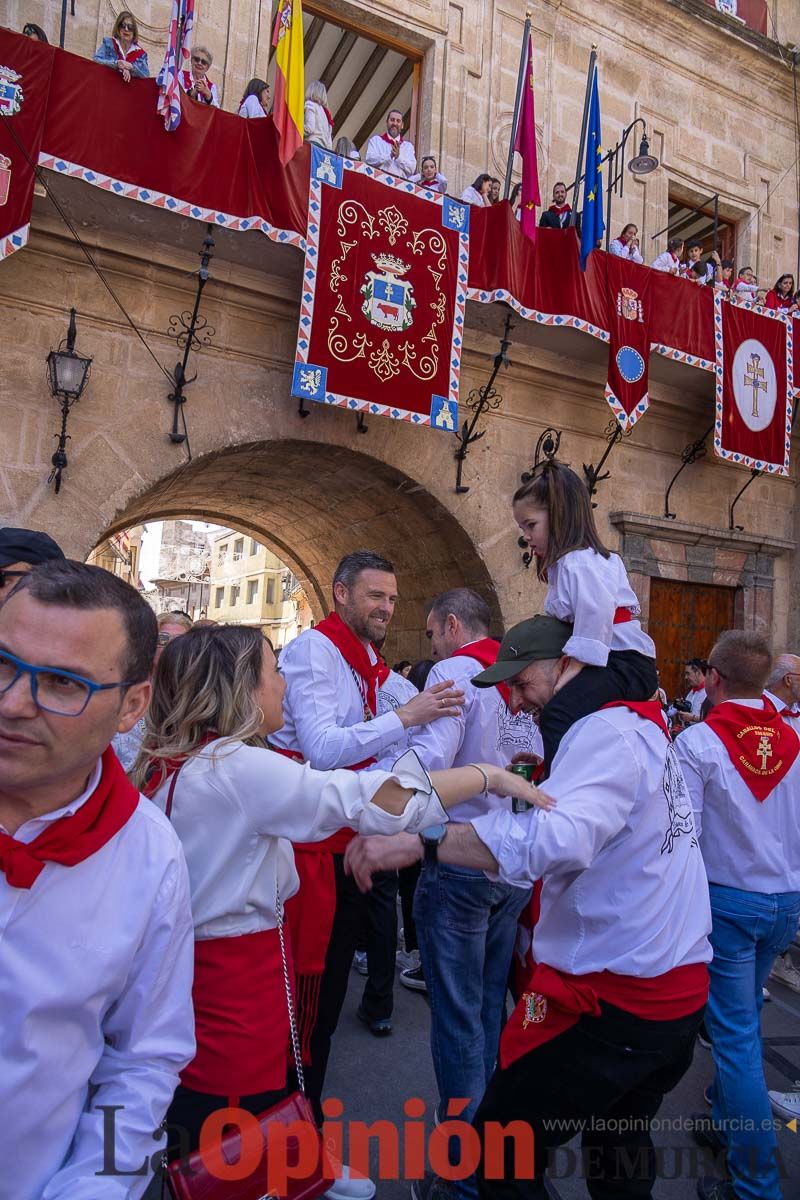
(580, 68, 605, 270)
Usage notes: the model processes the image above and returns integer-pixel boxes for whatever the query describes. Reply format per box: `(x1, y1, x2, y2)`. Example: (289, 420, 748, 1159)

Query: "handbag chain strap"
(275, 883, 306, 1095)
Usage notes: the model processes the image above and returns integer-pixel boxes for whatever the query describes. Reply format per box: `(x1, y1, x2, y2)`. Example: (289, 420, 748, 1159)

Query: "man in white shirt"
(0, 559, 195, 1200)
(272, 550, 462, 1181)
(404, 589, 540, 1200)
(347, 615, 711, 1200)
(651, 236, 684, 273)
(675, 630, 800, 1200)
(762, 653, 800, 998)
(608, 223, 644, 263)
(674, 656, 707, 727)
(364, 109, 417, 179)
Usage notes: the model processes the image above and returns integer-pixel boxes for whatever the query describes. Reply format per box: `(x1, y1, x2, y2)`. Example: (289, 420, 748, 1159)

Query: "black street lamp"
(603, 118, 660, 249)
(46, 308, 93, 495)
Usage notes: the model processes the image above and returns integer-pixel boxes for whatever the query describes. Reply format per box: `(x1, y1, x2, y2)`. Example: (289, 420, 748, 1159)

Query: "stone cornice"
(609, 510, 796, 556)
(664, 0, 788, 65)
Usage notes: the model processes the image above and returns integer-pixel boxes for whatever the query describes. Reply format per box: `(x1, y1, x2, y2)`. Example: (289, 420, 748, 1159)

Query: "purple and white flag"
(157, 0, 195, 131)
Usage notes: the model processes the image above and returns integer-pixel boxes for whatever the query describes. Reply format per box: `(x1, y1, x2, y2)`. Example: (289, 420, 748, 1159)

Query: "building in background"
(87, 526, 144, 588)
(209, 530, 313, 646)
(149, 520, 211, 619)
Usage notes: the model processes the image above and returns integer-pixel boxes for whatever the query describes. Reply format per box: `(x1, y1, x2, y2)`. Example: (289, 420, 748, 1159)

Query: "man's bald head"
(765, 653, 800, 707)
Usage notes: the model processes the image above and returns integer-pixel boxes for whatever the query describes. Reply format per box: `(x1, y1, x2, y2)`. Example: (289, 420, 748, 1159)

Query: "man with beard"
(346, 615, 711, 1200)
(272, 550, 463, 1199)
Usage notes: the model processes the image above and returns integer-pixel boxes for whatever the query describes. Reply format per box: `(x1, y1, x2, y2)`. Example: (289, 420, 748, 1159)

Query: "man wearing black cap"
(0, 527, 64, 603)
(346, 615, 712, 1200)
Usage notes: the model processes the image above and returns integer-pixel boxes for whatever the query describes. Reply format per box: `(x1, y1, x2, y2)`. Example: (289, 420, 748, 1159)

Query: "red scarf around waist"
(0, 747, 139, 889)
(705, 698, 799, 802)
(500, 960, 708, 1069)
(452, 638, 511, 708)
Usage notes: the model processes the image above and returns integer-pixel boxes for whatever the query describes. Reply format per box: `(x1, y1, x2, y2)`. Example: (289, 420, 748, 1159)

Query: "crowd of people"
(2, 456, 798, 1200)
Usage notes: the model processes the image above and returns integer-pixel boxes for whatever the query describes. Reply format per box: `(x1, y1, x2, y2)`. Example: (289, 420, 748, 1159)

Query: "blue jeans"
(706, 883, 800, 1200)
(414, 862, 530, 1200)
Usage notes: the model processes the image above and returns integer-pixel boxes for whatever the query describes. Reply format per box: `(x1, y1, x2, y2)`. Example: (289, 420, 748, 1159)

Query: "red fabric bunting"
(604, 255, 654, 427)
(714, 294, 792, 475)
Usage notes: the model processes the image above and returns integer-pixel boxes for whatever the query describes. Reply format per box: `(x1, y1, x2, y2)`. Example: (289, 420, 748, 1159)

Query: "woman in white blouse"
(304, 79, 334, 150)
(239, 77, 270, 118)
(460, 173, 493, 207)
(135, 624, 540, 1162)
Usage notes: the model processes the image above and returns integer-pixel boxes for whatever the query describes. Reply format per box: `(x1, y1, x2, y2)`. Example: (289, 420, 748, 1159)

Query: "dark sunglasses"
(119, 21, 135, 31)
(192, 56, 210, 67)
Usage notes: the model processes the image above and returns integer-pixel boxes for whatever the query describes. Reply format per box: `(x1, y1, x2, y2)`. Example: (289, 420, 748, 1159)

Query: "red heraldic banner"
(292, 148, 470, 427)
(0, 37, 53, 259)
(714, 292, 793, 475)
(604, 255, 655, 429)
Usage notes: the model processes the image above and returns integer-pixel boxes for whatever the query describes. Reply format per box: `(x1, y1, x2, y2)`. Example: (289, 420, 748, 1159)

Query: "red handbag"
(161, 769, 329, 1200)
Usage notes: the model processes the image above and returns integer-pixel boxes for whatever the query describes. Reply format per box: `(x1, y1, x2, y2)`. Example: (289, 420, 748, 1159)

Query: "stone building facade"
(2, 0, 800, 696)
(208, 528, 313, 645)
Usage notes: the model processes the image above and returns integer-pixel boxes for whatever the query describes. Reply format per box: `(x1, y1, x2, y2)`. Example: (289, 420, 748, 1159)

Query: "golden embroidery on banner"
(337, 201, 377, 241)
(409, 229, 448, 272)
(378, 205, 408, 246)
(329, 239, 357, 291)
(369, 340, 401, 381)
(399, 340, 437, 381)
(328, 316, 368, 362)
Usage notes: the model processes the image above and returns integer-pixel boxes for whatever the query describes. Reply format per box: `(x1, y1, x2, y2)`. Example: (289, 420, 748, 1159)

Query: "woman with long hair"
(513, 460, 657, 771)
(304, 79, 334, 150)
(460, 173, 493, 207)
(239, 77, 271, 118)
(764, 273, 798, 313)
(93, 10, 149, 81)
(136, 624, 547, 1163)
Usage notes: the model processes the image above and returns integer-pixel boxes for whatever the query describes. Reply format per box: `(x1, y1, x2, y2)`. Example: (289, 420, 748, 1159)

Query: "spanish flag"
(272, 0, 304, 164)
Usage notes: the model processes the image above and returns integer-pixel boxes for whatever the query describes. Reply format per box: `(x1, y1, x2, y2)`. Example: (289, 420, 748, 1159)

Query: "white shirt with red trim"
(686, 686, 707, 717)
(406, 647, 542, 824)
(609, 237, 643, 263)
(471, 706, 711, 974)
(651, 250, 681, 273)
(544, 548, 656, 667)
(273, 629, 406, 768)
(364, 133, 417, 179)
(0, 762, 195, 1200)
(674, 697, 800, 893)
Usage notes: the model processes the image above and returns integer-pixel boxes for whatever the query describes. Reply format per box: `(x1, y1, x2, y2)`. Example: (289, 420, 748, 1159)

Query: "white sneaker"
(769, 952, 800, 994)
(352, 951, 368, 976)
(762, 986, 771, 1001)
(768, 1085, 800, 1123)
(324, 1163, 376, 1200)
(396, 947, 420, 972)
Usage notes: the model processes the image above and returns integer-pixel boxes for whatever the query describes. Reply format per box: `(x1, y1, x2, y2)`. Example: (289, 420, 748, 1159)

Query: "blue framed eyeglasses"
(0, 648, 136, 717)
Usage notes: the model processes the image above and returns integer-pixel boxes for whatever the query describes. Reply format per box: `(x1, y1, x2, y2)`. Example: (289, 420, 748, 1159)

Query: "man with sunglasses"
(0, 526, 64, 603)
(180, 45, 220, 107)
(0, 559, 195, 1199)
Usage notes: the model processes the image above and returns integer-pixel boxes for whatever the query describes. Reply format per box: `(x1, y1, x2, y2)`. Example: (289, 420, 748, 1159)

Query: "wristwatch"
(419, 823, 447, 866)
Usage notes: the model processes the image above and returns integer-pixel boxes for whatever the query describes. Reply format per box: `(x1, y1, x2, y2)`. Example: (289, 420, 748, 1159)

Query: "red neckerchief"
(548, 203, 571, 216)
(452, 638, 511, 709)
(0, 747, 139, 889)
(381, 132, 403, 146)
(314, 612, 388, 717)
(600, 700, 671, 740)
(180, 69, 213, 102)
(768, 292, 793, 310)
(705, 698, 799, 802)
(690, 684, 705, 694)
(322, 106, 334, 129)
(113, 38, 146, 63)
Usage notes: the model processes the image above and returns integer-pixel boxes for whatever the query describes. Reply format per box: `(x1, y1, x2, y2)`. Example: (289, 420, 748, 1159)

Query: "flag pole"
(568, 45, 597, 227)
(503, 12, 531, 199)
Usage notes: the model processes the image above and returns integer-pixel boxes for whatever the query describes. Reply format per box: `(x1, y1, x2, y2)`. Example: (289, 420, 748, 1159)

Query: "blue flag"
(580, 67, 604, 269)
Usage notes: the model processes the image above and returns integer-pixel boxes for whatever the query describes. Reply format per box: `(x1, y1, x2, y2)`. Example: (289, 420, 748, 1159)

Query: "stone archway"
(101, 439, 501, 662)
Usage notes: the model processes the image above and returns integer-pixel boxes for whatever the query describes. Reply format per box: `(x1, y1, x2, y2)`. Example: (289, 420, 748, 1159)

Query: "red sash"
(705, 698, 799, 801)
(314, 612, 388, 720)
(183, 927, 292, 1095)
(452, 638, 511, 708)
(0, 748, 139, 889)
(381, 132, 403, 145)
(613, 607, 633, 624)
(500, 961, 708, 1068)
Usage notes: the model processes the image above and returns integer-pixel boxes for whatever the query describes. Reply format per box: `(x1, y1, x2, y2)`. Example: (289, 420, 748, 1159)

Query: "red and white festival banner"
(713, 292, 793, 475)
(0, 38, 53, 260)
(291, 147, 469, 427)
(604, 255, 654, 429)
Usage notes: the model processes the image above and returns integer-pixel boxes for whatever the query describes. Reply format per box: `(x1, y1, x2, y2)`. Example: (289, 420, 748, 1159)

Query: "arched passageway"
(101, 439, 501, 661)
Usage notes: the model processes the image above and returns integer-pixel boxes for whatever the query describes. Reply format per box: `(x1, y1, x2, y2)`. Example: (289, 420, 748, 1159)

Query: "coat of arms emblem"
(616, 287, 644, 323)
(361, 254, 416, 332)
(0, 155, 11, 207)
(0, 66, 23, 117)
(521, 991, 548, 1027)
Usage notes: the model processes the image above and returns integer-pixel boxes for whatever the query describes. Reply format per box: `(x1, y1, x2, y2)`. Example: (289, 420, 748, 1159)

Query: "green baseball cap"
(472, 615, 573, 686)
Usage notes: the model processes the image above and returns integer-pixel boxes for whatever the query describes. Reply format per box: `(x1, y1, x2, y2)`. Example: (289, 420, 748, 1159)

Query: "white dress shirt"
(460, 186, 489, 207)
(365, 133, 417, 178)
(651, 250, 681, 273)
(408, 648, 542, 823)
(472, 707, 712, 975)
(0, 762, 195, 1200)
(272, 629, 407, 769)
(372, 669, 418, 765)
(304, 99, 333, 149)
(410, 170, 448, 194)
(763, 689, 800, 724)
(609, 238, 644, 263)
(239, 94, 266, 118)
(686, 686, 707, 718)
(544, 548, 656, 667)
(674, 699, 800, 894)
(149, 742, 447, 940)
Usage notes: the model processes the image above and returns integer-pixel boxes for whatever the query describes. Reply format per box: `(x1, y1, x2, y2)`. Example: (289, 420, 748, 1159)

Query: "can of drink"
(511, 762, 534, 813)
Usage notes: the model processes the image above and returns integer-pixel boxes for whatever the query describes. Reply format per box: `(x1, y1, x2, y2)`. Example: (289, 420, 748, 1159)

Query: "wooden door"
(648, 579, 737, 703)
